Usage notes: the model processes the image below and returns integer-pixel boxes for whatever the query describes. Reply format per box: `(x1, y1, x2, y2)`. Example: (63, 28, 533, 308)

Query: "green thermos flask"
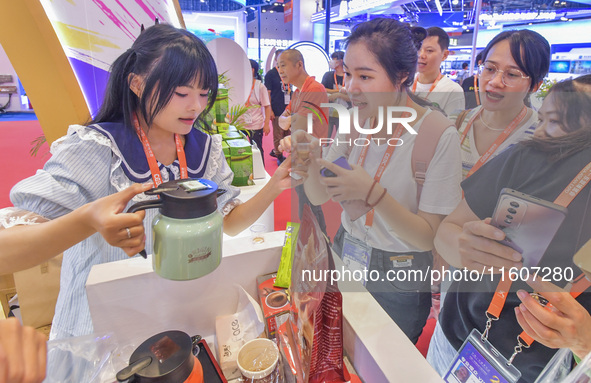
(127, 179, 225, 281)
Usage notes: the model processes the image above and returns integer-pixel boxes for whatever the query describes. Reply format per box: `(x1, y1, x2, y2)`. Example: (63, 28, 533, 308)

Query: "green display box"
(227, 139, 253, 187)
(215, 88, 228, 124)
(215, 122, 230, 134)
(222, 131, 242, 141)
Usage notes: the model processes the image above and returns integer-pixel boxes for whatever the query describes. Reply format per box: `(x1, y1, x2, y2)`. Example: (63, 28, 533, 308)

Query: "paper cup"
(237, 338, 279, 382)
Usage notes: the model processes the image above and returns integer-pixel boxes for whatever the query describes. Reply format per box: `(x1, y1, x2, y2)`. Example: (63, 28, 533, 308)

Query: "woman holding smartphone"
(285, 18, 462, 344)
(429, 75, 591, 382)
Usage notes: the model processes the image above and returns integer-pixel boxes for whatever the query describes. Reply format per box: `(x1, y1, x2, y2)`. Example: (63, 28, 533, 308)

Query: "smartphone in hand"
(321, 156, 373, 221)
(491, 188, 568, 268)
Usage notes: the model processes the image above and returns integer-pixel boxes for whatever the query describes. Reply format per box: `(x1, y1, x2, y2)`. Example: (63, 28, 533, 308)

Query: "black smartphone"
(491, 188, 568, 268)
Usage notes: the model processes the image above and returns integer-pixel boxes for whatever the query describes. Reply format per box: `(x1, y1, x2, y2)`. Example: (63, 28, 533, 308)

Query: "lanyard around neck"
(473, 74, 481, 106)
(485, 161, 591, 350)
(133, 113, 188, 187)
(460, 106, 528, 178)
(333, 71, 344, 88)
(356, 97, 412, 226)
(412, 73, 444, 96)
(245, 79, 256, 107)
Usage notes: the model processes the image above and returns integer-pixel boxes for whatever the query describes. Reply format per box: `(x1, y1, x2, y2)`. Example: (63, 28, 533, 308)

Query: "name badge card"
(444, 329, 521, 383)
(341, 232, 371, 286)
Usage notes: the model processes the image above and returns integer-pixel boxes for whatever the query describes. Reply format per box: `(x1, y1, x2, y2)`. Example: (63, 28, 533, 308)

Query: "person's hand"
(270, 110, 276, 120)
(328, 93, 342, 102)
(315, 158, 375, 202)
(85, 183, 153, 256)
(263, 122, 270, 136)
(278, 135, 292, 154)
(0, 317, 47, 383)
(456, 218, 522, 273)
(515, 277, 591, 359)
(270, 156, 303, 190)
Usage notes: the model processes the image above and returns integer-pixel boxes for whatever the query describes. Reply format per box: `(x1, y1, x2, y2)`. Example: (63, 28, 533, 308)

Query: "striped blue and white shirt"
(9, 122, 240, 340)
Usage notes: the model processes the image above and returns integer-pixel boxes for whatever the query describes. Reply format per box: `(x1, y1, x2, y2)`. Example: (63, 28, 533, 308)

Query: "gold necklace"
(479, 113, 507, 132)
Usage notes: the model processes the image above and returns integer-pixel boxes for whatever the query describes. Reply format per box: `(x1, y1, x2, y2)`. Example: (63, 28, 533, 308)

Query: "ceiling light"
(452, 0, 459, 4)
(270, 10, 274, 13)
(262, 9, 266, 12)
(560, 16, 568, 20)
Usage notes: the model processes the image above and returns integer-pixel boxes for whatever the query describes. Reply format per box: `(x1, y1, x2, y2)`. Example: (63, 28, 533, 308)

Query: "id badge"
(342, 232, 371, 286)
(443, 329, 521, 383)
(284, 93, 290, 105)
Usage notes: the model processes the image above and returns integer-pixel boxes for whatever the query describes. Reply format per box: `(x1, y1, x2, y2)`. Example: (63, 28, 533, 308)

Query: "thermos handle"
(126, 200, 164, 259)
(116, 356, 153, 382)
(217, 189, 227, 197)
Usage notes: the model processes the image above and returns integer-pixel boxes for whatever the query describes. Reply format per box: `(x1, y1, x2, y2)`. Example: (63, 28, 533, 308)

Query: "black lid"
(127, 330, 194, 383)
(145, 179, 223, 219)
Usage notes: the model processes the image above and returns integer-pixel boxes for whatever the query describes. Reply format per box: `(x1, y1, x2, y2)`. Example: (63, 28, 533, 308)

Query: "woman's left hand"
(515, 277, 591, 359)
(316, 158, 375, 202)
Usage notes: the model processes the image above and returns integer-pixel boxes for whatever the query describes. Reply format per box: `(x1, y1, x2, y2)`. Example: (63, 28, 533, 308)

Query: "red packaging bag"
(278, 205, 347, 383)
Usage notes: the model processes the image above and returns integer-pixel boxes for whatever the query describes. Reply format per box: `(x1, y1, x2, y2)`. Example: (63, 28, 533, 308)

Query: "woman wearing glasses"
(452, 30, 550, 180)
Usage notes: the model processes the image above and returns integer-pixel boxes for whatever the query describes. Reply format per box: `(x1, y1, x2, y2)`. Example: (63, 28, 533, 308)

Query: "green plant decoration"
(30, 135, 47, 157)
(536, 78, 557, 100)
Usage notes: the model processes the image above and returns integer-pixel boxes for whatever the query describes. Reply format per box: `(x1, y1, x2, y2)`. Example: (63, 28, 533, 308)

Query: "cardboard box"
(0, 273, 16, 319)
(86, 233, 444, 383)
(13, 254, 62, 328)
(256, 272, 290, 338)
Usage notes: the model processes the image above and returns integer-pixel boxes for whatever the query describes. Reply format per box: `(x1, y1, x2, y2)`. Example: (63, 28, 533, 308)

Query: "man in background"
(413, 26, 465, 115)
(277, 49, 328, 235)
(462, 52, 483, 109)
(321, 51, 350, 139)
(264, 49, 290, 165)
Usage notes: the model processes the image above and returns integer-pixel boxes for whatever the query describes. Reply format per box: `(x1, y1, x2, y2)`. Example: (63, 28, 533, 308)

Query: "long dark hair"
(480, 30, 550, 92)
(521, 74, 591, 162)
(90, 23, 218, 130)
(250, 59, 262, 81)
(344, 18, 432, 109)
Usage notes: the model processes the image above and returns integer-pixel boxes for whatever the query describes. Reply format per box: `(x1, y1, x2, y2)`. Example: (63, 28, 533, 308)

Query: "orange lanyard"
(133, 113, 188, 187)
(485, 162, 591, 349)
(459, 106, 528, 178)
(245, 79, 256, 107)
(357, 98, 412, 226)
(333, 71, 344, 89)
(412, 73, 444, 96)
(473, 74, 481, 106)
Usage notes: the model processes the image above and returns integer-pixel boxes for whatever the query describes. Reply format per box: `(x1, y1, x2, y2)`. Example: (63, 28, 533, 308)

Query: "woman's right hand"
(281, 130, 321, 180)
(458, 218, 523, 273)
(84, 183, 153, 256)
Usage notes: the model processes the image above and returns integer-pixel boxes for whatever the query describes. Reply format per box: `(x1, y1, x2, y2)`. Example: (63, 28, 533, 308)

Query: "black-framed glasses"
(478, 62, 530, 87)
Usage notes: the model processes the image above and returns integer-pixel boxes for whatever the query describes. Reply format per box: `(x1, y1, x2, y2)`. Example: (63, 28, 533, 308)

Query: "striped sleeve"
(10, 133, 113, 220)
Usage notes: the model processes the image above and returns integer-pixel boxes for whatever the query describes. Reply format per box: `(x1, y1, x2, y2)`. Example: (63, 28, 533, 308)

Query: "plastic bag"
(561, 350, 591, 383)
(216, 285, 266, 379)
(44, 332, 119, 383)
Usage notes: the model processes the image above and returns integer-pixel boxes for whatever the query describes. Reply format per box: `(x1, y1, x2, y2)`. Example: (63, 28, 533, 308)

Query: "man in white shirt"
(413, 27, 465, 116)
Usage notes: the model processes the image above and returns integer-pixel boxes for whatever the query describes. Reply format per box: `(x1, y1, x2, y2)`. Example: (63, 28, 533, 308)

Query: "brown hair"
(521, 74, 591, 162)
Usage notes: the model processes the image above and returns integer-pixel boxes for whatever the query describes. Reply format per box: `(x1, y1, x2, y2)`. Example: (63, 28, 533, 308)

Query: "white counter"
(86, 232, 444, 383)
(224, 171, 274, 241)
